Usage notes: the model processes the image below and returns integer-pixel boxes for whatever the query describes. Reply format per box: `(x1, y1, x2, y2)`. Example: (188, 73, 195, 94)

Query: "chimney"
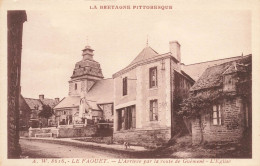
(55, 98, 60, 103)
(39, 94, 44, 100)
(169, 41, 181, 62)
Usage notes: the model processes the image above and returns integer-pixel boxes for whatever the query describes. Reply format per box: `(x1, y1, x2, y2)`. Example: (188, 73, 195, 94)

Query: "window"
(111, 104, 114, 116)
(150, 100, 158, 121)
(212, 104, 222, 125)
(123, 77, 127, 96)
(75, 83, 77, 90)
(117, 105, 136, 130)
(223, 75, 235, 91)
(149, 67, 157, 88)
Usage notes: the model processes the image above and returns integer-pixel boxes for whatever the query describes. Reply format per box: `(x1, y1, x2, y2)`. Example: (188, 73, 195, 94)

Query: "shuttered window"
(149, 67, 157, 88)
(150, 100, 158, 121)
(123, 77, 127, 96)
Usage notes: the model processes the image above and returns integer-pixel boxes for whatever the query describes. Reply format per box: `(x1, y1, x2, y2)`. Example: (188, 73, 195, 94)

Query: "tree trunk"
(7, 11, 27, 158)
(199, 115, 204, 144)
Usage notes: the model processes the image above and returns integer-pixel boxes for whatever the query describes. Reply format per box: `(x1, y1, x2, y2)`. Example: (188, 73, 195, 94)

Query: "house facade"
(181, 55, 252, 144)
(53, 44, 114, 126)
(24, 94, 59, 127)
(112, 41, 194, 147)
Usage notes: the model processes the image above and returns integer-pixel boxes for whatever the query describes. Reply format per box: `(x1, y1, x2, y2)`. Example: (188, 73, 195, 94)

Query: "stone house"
(112, 41, 194, 147)
(181, 55, 252, 144)
(24, 94, 59, 127)
(53, 44, 114, 126)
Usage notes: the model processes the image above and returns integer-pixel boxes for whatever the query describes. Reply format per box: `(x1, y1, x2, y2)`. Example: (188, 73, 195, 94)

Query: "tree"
(38, 105, 53, 126)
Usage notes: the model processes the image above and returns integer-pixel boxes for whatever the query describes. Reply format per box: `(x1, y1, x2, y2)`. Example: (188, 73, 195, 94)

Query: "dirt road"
(20, 139, 129, 158)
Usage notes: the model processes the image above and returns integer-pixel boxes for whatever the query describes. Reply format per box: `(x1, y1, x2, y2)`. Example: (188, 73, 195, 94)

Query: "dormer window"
(223, 75, 235, 91)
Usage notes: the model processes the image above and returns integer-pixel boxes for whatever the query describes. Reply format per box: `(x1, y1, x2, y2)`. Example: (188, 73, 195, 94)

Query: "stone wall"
(29, 126, 97, 138)
(100, 103, 113, 121)
(192, 97, 245, 144)
(29, 128, 53, 137)
(69, 80, 82, 96)
(57, 126, 97, 138)
(113, 128, 171, 147)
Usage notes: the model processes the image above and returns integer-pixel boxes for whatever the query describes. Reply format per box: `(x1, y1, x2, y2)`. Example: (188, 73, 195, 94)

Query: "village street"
(20, 139, 131, 158)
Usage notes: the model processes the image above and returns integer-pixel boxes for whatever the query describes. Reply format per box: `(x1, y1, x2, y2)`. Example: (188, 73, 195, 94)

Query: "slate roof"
(54, 96, 80, 109)
(71, 60, 104, 79)
(40, 98, 59, 108)
(54, 78, 114, 110)
(86, 100, 100, 110)
(190, 55, 251, 92)
(85, 78, 114, 104)
(129, 46, 159, 66)
(24, 98, 43, 110)
(183, 56, 244, 81)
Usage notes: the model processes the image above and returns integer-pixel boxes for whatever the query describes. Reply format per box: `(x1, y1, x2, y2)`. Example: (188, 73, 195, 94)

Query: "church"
(53, 44, 114, 126)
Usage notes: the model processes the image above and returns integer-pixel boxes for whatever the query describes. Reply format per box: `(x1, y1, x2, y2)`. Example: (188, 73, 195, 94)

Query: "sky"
(20, 9, 251, 99)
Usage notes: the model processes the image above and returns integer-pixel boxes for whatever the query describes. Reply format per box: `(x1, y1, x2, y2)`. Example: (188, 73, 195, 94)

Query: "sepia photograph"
(1, 0, 260, 166)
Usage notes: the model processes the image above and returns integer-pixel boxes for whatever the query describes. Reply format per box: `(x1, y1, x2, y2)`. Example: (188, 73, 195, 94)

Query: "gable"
(183, 56, 244, 81)
(129, 46, 158, 66)
(190, 55, 251, 92)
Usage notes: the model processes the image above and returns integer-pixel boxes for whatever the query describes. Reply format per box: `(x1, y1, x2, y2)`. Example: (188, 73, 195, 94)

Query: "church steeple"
(69, 43, 104, 96)
(71, 43, 104, 80)
(82, 45, 94, 60)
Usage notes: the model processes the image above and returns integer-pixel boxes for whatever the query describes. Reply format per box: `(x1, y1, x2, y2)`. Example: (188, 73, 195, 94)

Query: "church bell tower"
(68, 44, 104, 97)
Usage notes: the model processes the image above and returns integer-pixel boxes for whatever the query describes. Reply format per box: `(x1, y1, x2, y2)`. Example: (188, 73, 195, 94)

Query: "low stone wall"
(29, 128, 53, 137)
(113, 128, 171, 147)
(57, 126, 97, 138)
(29, 125, 97, 138)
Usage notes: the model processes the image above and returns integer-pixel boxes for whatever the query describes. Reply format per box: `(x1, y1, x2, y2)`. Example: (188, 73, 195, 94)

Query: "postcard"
(0, 0, 260, 166)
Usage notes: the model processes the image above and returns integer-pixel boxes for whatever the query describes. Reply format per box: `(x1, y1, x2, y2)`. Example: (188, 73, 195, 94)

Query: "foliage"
(179, 71, 251, 119)
(38, 105, 53, 119)
(179, 89, 237, 118)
